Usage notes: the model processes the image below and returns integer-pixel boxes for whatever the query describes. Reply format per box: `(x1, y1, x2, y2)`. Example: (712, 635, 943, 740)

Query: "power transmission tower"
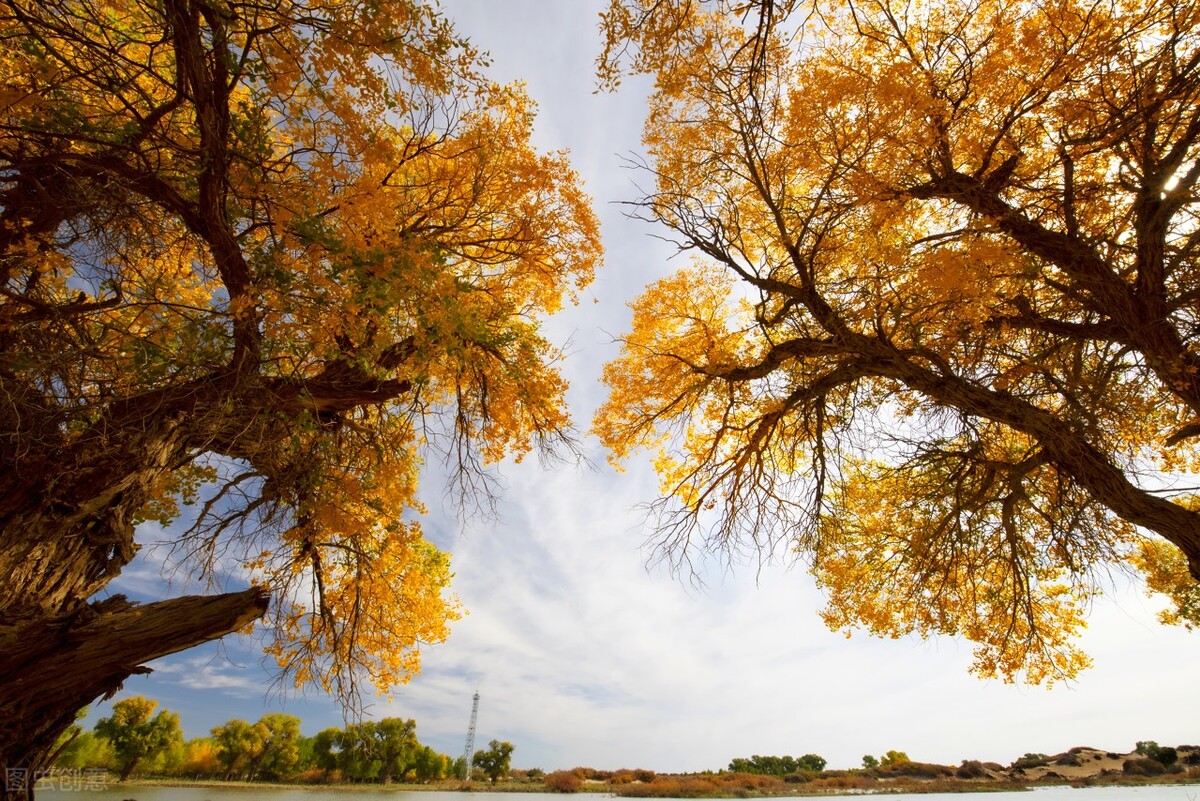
(460, 691, 480, 780)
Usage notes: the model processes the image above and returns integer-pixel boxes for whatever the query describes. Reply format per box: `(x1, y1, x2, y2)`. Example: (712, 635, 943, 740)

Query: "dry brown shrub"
(545, 770, 583, 792)
(1124, 757, 1167, 776)
(720, 772, 784, 792)
(616, 778, 679, 797)
(810, 773, 875, 791)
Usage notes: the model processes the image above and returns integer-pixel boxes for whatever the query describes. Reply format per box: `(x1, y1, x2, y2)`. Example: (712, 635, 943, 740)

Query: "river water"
(32, 785, 1200, 801)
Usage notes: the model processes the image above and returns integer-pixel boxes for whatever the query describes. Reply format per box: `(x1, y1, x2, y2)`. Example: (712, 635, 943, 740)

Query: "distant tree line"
(726, 754, 826, 776)
(724, 748, 912, 777)
(54, 696, 467, 784)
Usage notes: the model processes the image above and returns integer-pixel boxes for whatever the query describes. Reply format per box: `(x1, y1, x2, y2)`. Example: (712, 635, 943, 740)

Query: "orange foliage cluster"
(0, 0, 599, 706)
(596, 0, 1200, 682)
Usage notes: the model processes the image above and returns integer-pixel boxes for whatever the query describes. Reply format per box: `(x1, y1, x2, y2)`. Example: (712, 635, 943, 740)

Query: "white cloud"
(152, 654, 265, 696)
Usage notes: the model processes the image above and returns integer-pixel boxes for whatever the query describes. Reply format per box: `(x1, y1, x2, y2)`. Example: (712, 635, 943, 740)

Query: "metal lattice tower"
(460, 691, 480, 780)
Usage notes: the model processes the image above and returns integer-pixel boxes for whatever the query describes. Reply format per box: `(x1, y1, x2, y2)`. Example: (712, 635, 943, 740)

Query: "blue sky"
(89, 0, 1200, 774)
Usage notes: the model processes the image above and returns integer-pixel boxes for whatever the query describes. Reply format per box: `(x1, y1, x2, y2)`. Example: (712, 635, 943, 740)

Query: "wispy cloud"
(152, 654, 264, 696)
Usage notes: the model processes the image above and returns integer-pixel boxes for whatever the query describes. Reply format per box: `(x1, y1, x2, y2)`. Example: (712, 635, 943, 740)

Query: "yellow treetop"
(0, 0, 600, 715)
(596, 0, 1200, 683)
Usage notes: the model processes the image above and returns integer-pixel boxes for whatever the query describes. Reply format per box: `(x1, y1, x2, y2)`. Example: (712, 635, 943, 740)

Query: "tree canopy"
(211, 713, 303, 782)
(0, 0, 599, 777)
(595, 0, 1200, 683)
(94, 696, 182, 781)
(473, 739, 515, 784)
(728, 753, 826, 775)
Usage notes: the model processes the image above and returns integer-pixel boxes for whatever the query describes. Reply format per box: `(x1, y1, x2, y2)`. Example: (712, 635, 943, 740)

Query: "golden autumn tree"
(596, 0, 1200, 683)
(0, 0, 600, 784)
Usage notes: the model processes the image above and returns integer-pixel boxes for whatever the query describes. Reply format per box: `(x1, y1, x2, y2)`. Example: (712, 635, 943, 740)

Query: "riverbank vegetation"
(56, 696, 474, 785)
(577, 745, 1200, 797)
(50, 696, 1200, 796)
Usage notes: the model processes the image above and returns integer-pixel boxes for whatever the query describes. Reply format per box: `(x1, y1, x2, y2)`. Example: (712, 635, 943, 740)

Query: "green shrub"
(1135, 740, 1178, 766)
(1012, 753, 1050, 769)
(1149, 746, 1176, 766)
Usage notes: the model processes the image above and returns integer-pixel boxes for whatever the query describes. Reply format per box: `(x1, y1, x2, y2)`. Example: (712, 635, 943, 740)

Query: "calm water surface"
(33, 786, 1200, 801)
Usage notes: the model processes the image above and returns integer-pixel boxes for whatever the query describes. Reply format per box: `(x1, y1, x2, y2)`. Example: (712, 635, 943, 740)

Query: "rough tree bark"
(0, 588, 268, 799)
(0, 363, 414, 796)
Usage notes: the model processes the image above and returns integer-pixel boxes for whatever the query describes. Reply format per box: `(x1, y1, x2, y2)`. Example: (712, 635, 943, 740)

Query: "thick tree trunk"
(0, 587, 268, 800)
(117, 757, 139, 783)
